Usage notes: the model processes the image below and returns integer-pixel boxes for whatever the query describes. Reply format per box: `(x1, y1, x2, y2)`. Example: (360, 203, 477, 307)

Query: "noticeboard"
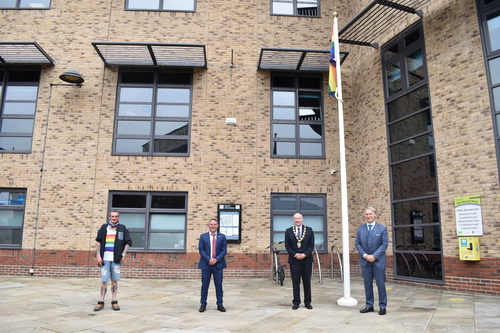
(218, 204, 241, 243)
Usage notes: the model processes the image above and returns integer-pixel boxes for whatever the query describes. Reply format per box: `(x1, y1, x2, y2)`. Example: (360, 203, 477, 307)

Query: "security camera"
(331, 170, 336, 174)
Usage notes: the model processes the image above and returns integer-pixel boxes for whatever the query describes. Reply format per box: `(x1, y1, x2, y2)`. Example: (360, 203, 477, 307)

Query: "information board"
(455, 195, 484, 236)
(218, 204, 241, 243)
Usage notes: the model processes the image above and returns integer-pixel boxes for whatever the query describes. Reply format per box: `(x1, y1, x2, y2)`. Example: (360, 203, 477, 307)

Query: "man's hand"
(96, 255, 103, 266)
(295, 253, 306, 260)
(365, 254, 376, 262)
(209, 258, 217, 265)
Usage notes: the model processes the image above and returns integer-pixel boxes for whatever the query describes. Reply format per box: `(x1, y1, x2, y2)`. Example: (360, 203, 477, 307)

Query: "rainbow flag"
(328, 24, 337, 98)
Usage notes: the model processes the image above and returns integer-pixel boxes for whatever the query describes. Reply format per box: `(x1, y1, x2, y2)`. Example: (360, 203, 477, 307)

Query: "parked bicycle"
(267, 241, 286, 286)
(397, 244, 442, 279)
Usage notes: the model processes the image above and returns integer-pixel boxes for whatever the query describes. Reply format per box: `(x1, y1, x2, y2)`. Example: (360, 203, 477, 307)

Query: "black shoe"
(111, 300, 120, 311)
(360, 306, 374, 313)
(93, 301, 104, 312)
(217, 305, 226, 312)
(379, 308, 386, 315)
(292, 304, 299, 310)
(305, 304, 313, 310)
(199, 305, 206, 312)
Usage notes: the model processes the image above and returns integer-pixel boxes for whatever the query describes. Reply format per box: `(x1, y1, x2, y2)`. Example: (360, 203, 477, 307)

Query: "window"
(0, 189, 26, 248)
(382, 23, 443, 283)
(113, 70, 192, 156)
(271, 0, 320, 17)
(271, 193, 327, 252)
(0, 69, 40, 153)
(0, 0, 50, 8)
(109, 192, 188, 252)
(125, 0, 196, 11)
(271, 73, 324, 158)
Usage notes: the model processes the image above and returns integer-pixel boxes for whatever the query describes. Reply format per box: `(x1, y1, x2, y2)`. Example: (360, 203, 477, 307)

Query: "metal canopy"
(258, 48, 349, 72)
(339, 0, 431, 48)
(0, 41, 55, 65)
(91, 41, 207, 68)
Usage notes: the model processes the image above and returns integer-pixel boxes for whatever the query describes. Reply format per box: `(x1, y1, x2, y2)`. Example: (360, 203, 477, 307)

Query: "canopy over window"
(258, 48, 349, 72)
(0, 41, 54, 65)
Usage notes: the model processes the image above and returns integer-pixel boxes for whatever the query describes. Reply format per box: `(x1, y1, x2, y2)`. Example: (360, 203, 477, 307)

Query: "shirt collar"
(367, 221, 376, 227)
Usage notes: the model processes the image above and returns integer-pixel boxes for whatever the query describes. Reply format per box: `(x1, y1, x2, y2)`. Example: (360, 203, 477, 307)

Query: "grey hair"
(365, 206, 377, 214)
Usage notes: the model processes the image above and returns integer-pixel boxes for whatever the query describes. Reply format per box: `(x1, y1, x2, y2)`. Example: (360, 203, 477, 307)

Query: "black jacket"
(285, 225, 315, 265)
(95, 223, 133, 263)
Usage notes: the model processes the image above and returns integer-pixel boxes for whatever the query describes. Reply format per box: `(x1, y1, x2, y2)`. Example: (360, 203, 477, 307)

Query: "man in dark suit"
(355, 206, 389, 315)
(285, 212, 315, 310)
(198, 218, 227, 313)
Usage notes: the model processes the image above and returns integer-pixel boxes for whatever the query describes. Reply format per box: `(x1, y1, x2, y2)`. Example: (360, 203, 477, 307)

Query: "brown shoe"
(93, 301, 104, 311)
(111, 300, 120, 311)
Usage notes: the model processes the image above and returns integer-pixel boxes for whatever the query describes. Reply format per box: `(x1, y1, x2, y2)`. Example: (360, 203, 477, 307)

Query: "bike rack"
(330, 245, 343, 283)
(311, 246, 322, 284)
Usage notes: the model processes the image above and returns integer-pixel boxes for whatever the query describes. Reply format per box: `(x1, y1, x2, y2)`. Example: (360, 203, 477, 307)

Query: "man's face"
(293, 214, 303, 227)
(365, 209, 376, 223)
(109, 212, 119, 224)
(208, 220, 218, 233)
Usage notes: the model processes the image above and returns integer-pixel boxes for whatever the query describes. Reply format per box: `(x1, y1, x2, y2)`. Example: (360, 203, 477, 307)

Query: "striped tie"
(212, 233, 216, 258)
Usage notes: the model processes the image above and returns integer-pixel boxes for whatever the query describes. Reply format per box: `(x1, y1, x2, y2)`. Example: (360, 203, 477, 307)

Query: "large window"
(271, 0, 319, 17)
(271, 193, 327, 252)
(382, 23, 443, 283)
(109, 192, 188, 252)
(125, 0, 196, 11)
(0, 69, 40, 153)
(113, 70, 192, 156)
(271, 73, 324, 158)
(0, 0, 50, 8)
(0, 189, 26, 248)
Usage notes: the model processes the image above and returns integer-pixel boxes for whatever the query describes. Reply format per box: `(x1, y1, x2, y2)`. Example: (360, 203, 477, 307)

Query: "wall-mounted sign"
(455, 195, 483, 236)
(411, 211, 424, 243)
(218, 204, 241, 243)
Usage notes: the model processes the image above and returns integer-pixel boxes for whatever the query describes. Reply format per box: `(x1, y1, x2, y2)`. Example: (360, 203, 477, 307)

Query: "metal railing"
(330, 245, 343, 282)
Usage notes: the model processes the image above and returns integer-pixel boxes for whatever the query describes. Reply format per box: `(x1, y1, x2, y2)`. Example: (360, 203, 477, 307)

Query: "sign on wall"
(455, 195, 484, 236)
(218, 204, 241, 243)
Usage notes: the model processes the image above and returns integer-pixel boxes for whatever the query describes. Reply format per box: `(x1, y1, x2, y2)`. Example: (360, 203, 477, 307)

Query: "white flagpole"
(334, 12, 358, 307)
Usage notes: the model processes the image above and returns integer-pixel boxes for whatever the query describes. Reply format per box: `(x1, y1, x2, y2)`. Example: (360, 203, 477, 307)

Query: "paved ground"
(0, 275, 499, 333)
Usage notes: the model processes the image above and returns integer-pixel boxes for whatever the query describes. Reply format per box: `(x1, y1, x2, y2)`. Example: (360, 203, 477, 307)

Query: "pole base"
(337, 297, 358, 307)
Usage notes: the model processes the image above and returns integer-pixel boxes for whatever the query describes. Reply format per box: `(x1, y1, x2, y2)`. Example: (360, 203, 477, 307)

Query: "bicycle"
(398, 244, 442, 279)
(267, 241, 286, 286)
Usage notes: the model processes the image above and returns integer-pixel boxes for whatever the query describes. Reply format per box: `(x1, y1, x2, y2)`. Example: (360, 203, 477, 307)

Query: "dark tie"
(297, 228, 301, 239)
(212, 233, 216, 258)
(368, 224, 372, 236)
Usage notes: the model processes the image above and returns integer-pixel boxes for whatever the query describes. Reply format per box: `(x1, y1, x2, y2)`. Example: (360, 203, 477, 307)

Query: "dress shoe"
(292, 304, 299, 310)
(305, 304, 313, 310)
(217, 305, 226, 312)
(360, 306, 374, 313)
(379, 308, 386, 315)
(199, 305, 206, 312)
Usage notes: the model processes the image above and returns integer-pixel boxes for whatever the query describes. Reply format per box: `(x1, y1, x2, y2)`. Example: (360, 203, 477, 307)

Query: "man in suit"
(198, 218, 227, 313)
(355, 206, 389, 315)
(285, 212, 315, 310)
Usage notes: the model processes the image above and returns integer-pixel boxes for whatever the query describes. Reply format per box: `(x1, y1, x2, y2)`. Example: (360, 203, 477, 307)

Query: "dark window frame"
(108, 191, 188, 253)
(270, 0, 320, 18)
(125, 0, 196, 12)
(0, 188, 26, 249)
(0, 0, 51, 9)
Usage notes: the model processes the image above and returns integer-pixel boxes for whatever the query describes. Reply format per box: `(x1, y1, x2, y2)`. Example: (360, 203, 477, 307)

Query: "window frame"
(270, 0, 320, 18)
(0, 0, 51, 9)
(125, 0, 196, 12)
(0, 188, 26, 249)
(108, 191, 188, 253)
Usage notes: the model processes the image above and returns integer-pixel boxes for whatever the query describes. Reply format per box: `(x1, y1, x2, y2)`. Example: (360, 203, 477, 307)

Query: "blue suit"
(198, 232, 227, 306)
(355, 222, 389, 309)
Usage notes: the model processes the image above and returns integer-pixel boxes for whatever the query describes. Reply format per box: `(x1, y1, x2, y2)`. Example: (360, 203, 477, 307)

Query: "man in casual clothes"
(94, 211, 132, 312)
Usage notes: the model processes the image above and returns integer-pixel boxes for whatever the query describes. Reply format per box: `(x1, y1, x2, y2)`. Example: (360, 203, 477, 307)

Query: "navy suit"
(198, 232, 227, 306)
(355, 222, 389, 309)
(285, 225, 315, 306)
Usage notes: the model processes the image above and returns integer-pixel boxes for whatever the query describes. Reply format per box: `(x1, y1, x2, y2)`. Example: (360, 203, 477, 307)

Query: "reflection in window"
(1, 0, 50, 8)
(386, 62, 402, 96)
(126, 0, 195, 11)
(406, 49, 425, 86)
(487, 11, 500, 52)
(0, 189, 26, 248)
(271, 0, 319, 17)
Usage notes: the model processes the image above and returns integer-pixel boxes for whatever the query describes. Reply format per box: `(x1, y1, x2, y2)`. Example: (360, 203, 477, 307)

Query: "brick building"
(1, 0, 499, 295)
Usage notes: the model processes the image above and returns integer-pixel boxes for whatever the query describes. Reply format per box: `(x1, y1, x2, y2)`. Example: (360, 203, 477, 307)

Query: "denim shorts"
(100, 261, 121, 282)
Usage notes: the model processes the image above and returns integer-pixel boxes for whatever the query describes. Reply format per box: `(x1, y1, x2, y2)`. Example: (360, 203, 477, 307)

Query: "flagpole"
(334, 12, 358, 307)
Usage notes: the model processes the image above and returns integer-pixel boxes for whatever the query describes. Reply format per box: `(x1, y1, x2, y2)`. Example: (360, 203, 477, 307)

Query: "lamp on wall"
(59, 70, 85, 85)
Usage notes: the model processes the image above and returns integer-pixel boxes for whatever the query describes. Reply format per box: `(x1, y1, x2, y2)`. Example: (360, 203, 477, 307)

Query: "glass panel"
(404, 29, 420, 47)
(153, 139, 188, 153)
(8, 70, 39, 82)
(489, 56, 500, 85)
(487, 11, 500, 52)
(149, 232, 184, 249)
(390, 133, 434, 162)
(150, 214, 185, 230)
(3, 102, 37, 115)
(272, 124, 295, 138)
(273, 76, 294, 88)
(0, 0, 17, 8)
(121, 71, 154, 84)
(273, 215, 293, 231)
(118, 213, 145, 228)
(127, 0, 159, 10)
(406, 49, 424, 86)
(393, 198, 440, 226)
(299, 76, 321, 89)
(273, 1, 293, 15)
(392, 156, 437, 200)
(388, 85, 429, 122)
(299, 124, 322, 139)
(117, 121, 151, 135)
(302, 215, 323, 231)
(274, 142, 295, 155)
(163, 0, 194, 11)
(273, 233, 285, 243)
(0, 210, 23, 227)
(394, 250, 442, 280)
(297, 0, 318, 17)
(151, 195, 186, 209)
(389, 110, 431, 143)
(120, 88, 153, 103)
(118, 104, 152, 117)
(497, 114, 500, 136)
(1, 119, 34, 133)
(130, 231, 145, 248)
(0, 137, 32, 151)
(298, 92, 321, 120)
(387, 62, 402, 96)
(385, 43, 398, 61)
(394, 226, 441, 250)
(273, 196, 297, 211)
(273, 107, 295, 120)
(273, 91, 295, 106)
(19, 0, 50, 8)
(0, 229, 21, 245)
(155, 121, 189, 136)
(299, 142, 322, 156)
(300, 197, 323, 210)
(5, 86, 38, 101)
(116, 139, 151, 153)
(158, 72, 191, 85)
(112, 194, 147, 208)
(156, 105, 190, 118)
(0, 192, 25, 205)
(157, 88, 190, 103)
(314, 233, 325, 250)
